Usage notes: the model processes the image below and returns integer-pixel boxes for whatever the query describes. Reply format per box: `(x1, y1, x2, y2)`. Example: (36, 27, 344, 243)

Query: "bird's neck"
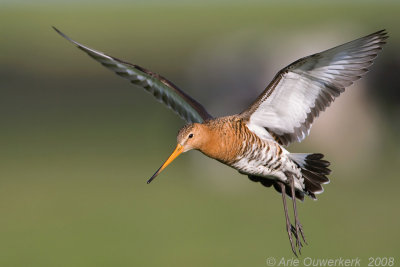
(198, 117, 247, 165)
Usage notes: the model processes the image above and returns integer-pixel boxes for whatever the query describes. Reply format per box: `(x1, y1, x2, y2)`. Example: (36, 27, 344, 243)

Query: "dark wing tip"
(51, 26, 60, 33)
(52, 26, 90, 53)
(52, 26, 74, 43)
(370, 29, 387, 36)
(52, 26, 116, 62)
(371, 29, 389, 41)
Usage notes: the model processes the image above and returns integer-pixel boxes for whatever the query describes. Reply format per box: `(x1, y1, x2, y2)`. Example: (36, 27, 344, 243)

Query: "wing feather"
(241, 30, 388, 146)
(53, 27, 212, 124)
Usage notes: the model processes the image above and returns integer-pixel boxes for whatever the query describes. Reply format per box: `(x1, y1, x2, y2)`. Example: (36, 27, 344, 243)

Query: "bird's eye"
(188, 133, 194, 138)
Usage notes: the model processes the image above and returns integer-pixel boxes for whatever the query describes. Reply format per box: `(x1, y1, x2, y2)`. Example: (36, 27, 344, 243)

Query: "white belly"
(231, 142, 304, 191)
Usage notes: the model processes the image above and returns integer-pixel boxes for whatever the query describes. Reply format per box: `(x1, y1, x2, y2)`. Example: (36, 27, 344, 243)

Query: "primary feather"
(240, 30, 388, 146)
(53, 27, 212, 124)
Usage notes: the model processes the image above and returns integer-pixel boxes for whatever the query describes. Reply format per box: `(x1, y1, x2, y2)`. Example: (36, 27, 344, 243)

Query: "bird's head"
(147, 123, 207, 184)
(176, 123, 207, 152)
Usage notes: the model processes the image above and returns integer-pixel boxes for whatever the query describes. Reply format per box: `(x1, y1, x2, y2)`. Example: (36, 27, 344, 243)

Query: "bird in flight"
(54, 27, 387, 256)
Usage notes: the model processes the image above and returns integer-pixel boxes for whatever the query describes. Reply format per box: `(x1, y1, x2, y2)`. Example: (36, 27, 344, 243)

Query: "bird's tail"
(289, 153, 331, 199)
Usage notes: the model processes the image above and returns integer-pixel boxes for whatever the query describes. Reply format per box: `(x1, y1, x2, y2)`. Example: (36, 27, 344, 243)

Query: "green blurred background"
(1, 1, 400, 266)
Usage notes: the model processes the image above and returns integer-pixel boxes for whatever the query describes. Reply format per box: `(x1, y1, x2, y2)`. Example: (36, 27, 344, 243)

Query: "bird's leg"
(289, 176, 303, 252)
(277, 181, 297, 257)
(289, 175, 307, 250)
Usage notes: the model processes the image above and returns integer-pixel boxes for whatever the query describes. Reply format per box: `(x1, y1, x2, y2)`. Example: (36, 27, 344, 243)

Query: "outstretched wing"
(240, 30, 388, 146)
(53, 27, 212, 124)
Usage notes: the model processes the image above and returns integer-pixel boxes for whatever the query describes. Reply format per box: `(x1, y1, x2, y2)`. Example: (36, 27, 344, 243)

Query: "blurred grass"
(1, 1, 400, 266)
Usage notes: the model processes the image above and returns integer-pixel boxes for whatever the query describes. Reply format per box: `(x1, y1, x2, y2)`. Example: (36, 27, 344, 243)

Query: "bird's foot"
(297, 221, 307, 246)
(292, 221, 307, 255)
(286, 223, 298, 257)
(290, 223, 303, 250)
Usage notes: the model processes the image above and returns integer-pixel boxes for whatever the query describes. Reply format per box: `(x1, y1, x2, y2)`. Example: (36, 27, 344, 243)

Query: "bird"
(53, 27, 387, 256)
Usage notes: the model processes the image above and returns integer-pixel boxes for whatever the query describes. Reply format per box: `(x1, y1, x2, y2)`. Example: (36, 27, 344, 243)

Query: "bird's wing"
(53, 27, 212, 124)
(240, 30, 388, 146)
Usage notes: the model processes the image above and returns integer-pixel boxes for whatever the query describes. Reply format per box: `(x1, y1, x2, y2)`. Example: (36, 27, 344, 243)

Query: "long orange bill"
(147, 144, 184, 184)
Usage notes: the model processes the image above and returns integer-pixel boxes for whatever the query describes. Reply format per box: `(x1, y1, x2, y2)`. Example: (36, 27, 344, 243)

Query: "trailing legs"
(277, 177, 307, 257)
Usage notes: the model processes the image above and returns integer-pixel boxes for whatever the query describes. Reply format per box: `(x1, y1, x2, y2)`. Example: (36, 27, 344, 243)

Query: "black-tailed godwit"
(54, 27, 387, 255)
